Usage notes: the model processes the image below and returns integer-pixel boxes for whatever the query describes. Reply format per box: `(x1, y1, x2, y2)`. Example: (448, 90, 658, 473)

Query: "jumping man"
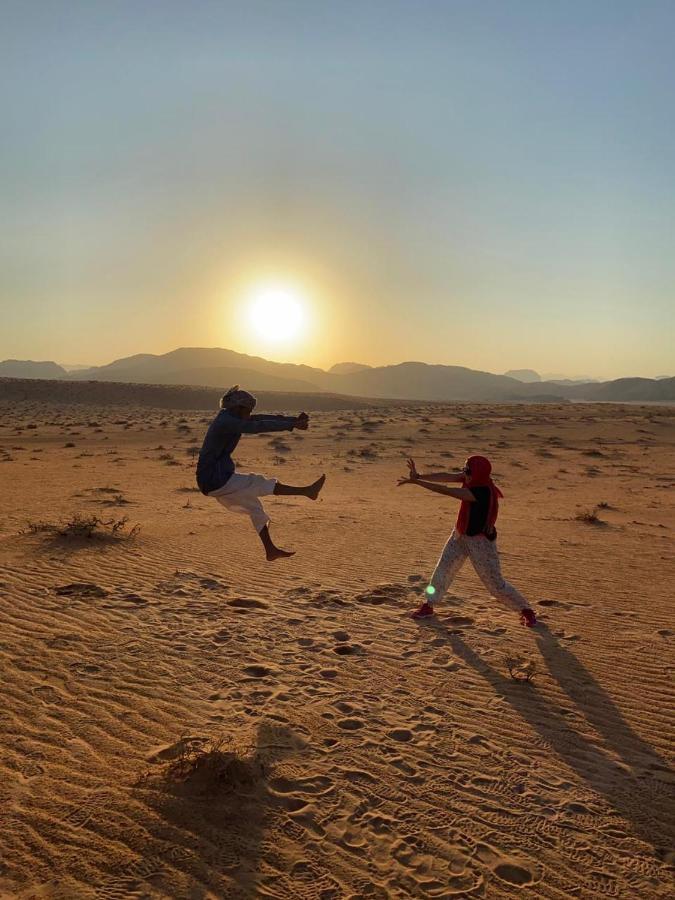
(196, 386, 325, 560)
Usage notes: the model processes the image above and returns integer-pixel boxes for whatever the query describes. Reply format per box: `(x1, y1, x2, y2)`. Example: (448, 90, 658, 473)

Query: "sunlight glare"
(246, 284, 306, 343)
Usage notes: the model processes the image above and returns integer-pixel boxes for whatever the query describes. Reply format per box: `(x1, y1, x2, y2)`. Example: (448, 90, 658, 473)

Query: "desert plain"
(0, 389, 673, 899)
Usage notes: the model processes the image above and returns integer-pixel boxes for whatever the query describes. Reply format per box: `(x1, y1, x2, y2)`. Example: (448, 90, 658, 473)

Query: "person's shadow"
(132, 720, 306, 898)
(436, 623, 674, 858)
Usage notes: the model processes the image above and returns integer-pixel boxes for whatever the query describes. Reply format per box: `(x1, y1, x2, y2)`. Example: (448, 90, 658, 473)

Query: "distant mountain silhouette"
(328, 362, 373, 375)
(73, 351, 536, 401)
(70, 347, 325, 393)
(542, 373, 600, 384)
(0, 359, 67, 379)
(564, 377, 675, 402)
(326, 361, 531, 401)
(3, 348, 673, 403)
(504, 369, 541, 383)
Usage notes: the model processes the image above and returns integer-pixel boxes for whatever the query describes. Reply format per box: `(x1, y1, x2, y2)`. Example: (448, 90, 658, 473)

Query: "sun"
(246, 284, 307, 343)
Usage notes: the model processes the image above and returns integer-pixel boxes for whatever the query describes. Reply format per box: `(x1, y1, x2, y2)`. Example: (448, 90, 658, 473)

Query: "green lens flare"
(425, 585, 436, 596)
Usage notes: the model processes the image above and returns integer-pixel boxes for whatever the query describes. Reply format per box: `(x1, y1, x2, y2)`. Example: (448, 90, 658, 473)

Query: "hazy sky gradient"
(2, 0, 674, 378)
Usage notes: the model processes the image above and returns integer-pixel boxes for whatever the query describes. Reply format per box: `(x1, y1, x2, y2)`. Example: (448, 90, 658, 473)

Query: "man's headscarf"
(220, 385, 257, 411)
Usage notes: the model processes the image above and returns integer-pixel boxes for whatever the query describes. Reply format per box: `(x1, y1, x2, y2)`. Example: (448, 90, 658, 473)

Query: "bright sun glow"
(246, 284, 307, 343)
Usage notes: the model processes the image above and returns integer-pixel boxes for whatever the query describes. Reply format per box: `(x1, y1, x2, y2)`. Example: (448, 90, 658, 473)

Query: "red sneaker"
(520, 608, 537, 628)
(412, 602, 436, 620)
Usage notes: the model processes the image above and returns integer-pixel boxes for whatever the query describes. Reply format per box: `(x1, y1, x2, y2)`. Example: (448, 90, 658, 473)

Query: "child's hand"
(397, 476, 415, 486)
(407, 458, 420, 480)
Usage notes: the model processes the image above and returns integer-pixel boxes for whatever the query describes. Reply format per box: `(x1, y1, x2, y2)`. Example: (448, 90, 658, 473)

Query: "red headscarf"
(456, 455, 503, 536)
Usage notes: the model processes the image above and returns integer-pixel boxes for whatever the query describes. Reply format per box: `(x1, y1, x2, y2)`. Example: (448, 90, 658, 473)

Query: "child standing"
(398, 455, 536, 626)
(197, 386, 325, 560)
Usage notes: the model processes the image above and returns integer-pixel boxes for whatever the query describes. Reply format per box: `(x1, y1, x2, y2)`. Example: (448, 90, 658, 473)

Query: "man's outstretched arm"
(217, 414, 298, 435)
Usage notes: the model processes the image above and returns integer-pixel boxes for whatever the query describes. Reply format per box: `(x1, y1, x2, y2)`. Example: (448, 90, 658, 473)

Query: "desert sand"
(0, 394, 673, 898)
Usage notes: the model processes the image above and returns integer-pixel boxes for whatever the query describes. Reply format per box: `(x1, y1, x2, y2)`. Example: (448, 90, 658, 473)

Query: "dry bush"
(24, 514, 140, 541)
(103, 493, 130, 507)
(138, 737, 265, 798)
(575, 507, 604, 525)
(268, 438, 291, 453)
(505, 655, 537, 683)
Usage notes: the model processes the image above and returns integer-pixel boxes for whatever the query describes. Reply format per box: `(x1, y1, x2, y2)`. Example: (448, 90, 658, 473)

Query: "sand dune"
(0, 394, 673, 898)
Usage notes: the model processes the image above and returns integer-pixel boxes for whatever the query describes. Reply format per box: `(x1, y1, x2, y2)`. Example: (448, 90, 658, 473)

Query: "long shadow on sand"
(133, 721, 305, 898)
(437, 624, 675, 858)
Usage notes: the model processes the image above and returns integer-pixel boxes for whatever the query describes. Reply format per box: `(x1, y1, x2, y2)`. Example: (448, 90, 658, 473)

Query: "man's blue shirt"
(196, 411, 295, 495)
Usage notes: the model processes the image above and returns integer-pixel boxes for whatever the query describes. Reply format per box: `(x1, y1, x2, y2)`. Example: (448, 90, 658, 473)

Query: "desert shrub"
(505, 655, 537, 683)
(138, 737, 265, 798)
(104, 493, 129, 506)
(575, 508, 603, 525)
(24, 514, 140, 540)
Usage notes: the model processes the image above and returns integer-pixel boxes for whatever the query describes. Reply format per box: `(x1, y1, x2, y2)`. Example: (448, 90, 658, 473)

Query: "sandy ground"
(0, 397, 673, 899)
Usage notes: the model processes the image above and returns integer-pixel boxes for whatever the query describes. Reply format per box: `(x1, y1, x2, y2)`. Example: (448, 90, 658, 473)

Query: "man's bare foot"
(306, 474, 326, 500)
(266, 547, 296, 562)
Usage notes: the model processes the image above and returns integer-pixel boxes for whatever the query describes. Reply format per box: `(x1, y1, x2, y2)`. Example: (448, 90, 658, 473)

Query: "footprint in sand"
(387, 728, 413, 742)
(19, 761, 45, 781)
(446, 615, 475, 627)
(227, 597, 269, 611)
(539, 598, 571, 610)
(69, 662, 103, 677)
(333, 644, 359, 656)
(338, 718, 365, 731)
(54, 582, 108, 598)
(333, 700, 357, 714)
(242, 664, 277, 679)
(62, 789, 115, 829)
(199, 577, 226, 591)
(493, 863, 536, 886)
(47, 633, 82, 650)
(475, 842, 538, 887)
(32, 685, 62, 705)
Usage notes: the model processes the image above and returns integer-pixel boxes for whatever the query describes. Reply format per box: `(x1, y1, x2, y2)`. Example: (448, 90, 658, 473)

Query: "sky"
(1, 0, 674, 379)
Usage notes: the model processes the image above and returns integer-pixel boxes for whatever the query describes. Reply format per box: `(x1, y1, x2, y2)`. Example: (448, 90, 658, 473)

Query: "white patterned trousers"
(429, 530, 530, 612)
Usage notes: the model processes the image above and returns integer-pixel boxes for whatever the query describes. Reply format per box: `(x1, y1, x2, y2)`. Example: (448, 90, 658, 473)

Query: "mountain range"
(1, 348, 672, 403)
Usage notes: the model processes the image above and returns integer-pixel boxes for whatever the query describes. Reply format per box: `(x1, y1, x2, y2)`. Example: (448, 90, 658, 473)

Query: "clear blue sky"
(1, 0, 673, 378)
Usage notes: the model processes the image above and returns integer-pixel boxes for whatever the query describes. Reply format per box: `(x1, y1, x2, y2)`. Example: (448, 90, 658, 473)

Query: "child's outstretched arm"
(405, 458, 464, 483)
(398, 477, 475, 502)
